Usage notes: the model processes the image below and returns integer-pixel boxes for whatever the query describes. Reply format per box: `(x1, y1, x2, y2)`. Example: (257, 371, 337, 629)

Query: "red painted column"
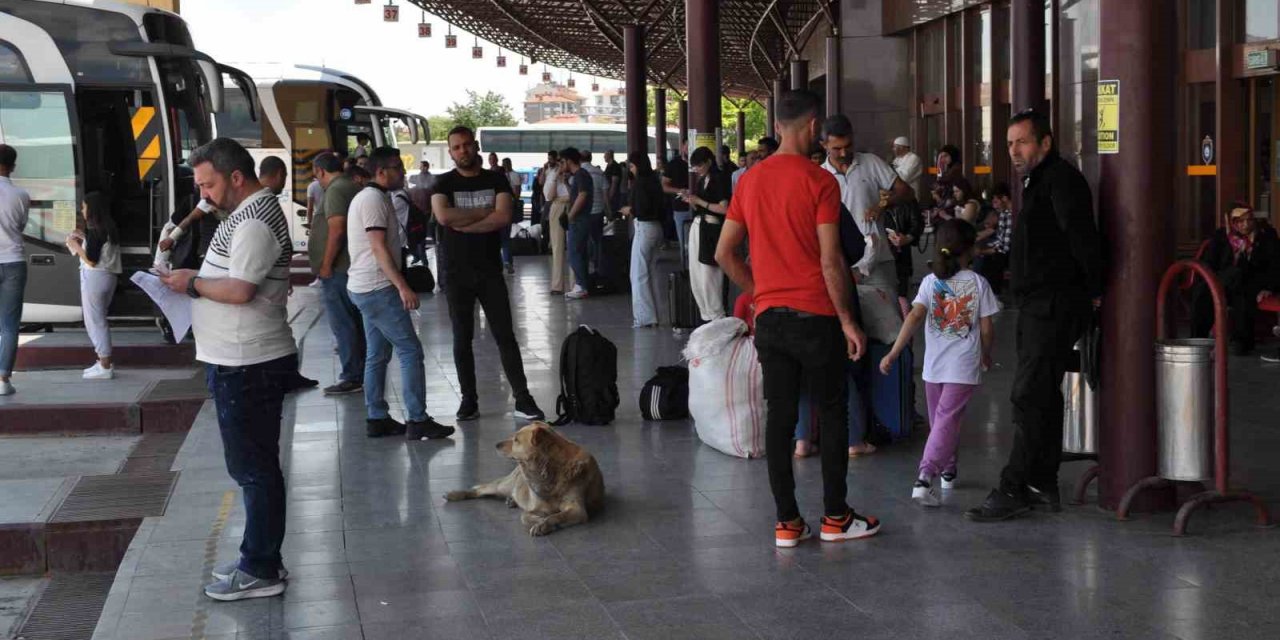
(654, 87, 668, 160)
(735, 111, 747, 156)
(685, 0, 721, 138)
(624, 24, 648, 155)
(825, 35, 840, 116)
(1010, 0, 1046, 113)
(1097, 0, 1176, 511)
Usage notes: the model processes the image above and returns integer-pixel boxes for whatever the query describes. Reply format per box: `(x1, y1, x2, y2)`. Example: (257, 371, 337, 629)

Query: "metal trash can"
(1155, 339, 1214, 481)
(1062, 342, 1099, 454)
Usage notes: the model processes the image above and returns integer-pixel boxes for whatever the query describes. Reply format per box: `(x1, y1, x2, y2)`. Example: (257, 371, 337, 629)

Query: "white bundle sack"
(683, 318, 766, 458)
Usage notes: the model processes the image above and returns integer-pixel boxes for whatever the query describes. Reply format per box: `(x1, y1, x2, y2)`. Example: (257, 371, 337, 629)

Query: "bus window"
(0, 43, 31, 83)
(0, 91, 78, 246)
(591, 131, 627, 153)
(520, 131, 551, 153)
(213, 82, 264, 149)
(0, 1, 149, 84)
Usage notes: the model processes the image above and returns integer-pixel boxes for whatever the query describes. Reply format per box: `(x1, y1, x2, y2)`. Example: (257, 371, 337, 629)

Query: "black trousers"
(978, 252, 1009, 296)
(755, 309, 850, 522)
(999, 293, 1087, 494)
(445, 267, 530, 402)
(1191, 277, 1263, 350)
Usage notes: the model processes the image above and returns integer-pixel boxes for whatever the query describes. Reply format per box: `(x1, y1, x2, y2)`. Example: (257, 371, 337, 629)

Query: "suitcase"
(667, 270, 703, 330)
(600, 224, 631, 294)
(511, 224, 541, 256)
(867, 341, 913, 442)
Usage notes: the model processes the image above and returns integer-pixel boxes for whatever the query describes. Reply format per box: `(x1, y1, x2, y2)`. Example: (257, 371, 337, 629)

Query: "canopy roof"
(408, 1, 836, 98)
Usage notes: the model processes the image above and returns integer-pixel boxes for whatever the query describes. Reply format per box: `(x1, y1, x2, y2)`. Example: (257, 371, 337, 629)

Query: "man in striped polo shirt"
(162, 138, 296, 602)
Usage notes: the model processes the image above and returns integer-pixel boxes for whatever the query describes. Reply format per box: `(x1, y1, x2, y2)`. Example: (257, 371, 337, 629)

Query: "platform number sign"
(472, 46, 483, 59)
(354, 0, 370, 4)
(445, 34, 457, 48)
(497, 55, 507, 68)
(383, 3, 399, 22)
(519, 64, 528, 75)
(418, 22, 431, 37)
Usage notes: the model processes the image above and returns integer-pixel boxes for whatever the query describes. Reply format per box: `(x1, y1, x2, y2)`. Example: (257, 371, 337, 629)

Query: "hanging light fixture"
(472, 36, 483, 59)
(382, 0, 399, 22)
(518, 55, 528, 75)
(417, 12, 431, 37)
(445, 24, 457, 48)
(496, 48, 507, 68)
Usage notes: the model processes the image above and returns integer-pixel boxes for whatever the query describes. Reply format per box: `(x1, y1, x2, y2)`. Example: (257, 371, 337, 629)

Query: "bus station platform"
(5, 254, 1280, 640)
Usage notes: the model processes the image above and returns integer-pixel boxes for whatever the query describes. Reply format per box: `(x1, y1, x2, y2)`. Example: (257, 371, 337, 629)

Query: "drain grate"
(15, 573, 114, 640)
(49, 472, 178, 523)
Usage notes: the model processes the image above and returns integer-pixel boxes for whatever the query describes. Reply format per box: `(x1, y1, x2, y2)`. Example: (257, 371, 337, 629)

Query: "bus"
(476, 123, 680, 195)
(0, 0, 252, 324)
(213, 64, 429, 250)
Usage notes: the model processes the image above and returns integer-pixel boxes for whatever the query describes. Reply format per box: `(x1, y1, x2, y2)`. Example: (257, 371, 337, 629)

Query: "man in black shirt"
(431, 126, 545, 422)
(662, 141, 691, 263)
(603, 149, 624, 213)
(966, 110, 1103, 522)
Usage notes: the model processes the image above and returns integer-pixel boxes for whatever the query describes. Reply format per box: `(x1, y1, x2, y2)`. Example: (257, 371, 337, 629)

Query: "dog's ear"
(529, 425, 546, 446)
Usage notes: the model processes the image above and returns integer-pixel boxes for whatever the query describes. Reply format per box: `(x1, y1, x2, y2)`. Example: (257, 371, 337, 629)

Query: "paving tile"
(606, 595, 759, 640)
(280, 598, 359, 630)
(484, 601, 625, 640)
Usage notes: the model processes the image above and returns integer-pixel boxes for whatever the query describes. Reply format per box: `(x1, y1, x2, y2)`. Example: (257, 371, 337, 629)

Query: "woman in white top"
(65, 193, 121, 379)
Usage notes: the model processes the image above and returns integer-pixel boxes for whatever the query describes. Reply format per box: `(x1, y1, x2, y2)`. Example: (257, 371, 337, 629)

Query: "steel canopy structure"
(407, 0, 835, 97)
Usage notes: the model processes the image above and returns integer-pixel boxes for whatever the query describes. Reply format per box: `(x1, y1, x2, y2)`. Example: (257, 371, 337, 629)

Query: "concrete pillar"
(1010, 0, 1047, 113)
(624, 25, 648, 155)
(686, 0, 721, 140)
(790, 59, 809, 92)
(825, 36, 840, 117)
(1097, 0, 1177, 511)
(655, 87, 668, 161)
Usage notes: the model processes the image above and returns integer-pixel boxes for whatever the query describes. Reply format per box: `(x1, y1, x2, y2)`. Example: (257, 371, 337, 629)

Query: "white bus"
(477, 123, 680, 194)
(213, 64, 428, 250)
(1, 0, 251, 324)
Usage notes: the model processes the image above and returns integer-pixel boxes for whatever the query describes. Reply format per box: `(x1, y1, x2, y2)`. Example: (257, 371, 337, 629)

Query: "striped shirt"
(193, 188, 296, 366)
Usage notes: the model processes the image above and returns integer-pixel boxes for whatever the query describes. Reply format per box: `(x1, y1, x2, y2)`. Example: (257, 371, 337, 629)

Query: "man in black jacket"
(966, 110, 1104, 522)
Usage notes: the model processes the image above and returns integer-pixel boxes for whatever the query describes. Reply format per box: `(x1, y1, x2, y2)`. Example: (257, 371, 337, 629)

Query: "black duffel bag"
(639, 366, 689, 421)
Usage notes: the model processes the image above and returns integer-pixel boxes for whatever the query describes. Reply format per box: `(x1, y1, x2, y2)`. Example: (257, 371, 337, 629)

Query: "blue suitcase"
(868, 341, 913, 442)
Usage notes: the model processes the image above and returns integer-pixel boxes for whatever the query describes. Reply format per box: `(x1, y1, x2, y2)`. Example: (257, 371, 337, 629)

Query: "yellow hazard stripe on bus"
(131, 107, 162, 181)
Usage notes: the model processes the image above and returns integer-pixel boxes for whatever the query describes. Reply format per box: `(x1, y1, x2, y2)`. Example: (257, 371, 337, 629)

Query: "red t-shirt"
(725, 154, 841, 317)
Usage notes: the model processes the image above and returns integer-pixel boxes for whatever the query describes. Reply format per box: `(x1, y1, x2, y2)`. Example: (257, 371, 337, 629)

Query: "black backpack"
(551, 326, 619, 426)
(639, 366, 689, 421)
(395, 191, 431, 262)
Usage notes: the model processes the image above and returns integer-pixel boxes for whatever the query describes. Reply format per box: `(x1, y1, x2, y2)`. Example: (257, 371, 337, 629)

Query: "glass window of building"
(1244, 0, 1280, 42)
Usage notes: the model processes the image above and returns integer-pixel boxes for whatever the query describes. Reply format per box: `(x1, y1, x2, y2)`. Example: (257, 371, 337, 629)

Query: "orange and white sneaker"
(820, 511, 881, 542)
(774, 520, 812, 548)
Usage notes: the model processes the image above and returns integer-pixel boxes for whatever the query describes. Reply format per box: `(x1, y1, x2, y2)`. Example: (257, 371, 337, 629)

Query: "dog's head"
(496, 422, 553, 461)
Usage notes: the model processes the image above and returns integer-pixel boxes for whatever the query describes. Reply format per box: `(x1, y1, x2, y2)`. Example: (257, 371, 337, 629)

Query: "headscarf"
(1227, 206, 1255, 260)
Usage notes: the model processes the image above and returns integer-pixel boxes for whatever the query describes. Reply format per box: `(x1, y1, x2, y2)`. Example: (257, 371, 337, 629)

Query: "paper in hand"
(130, 271, 192, 343)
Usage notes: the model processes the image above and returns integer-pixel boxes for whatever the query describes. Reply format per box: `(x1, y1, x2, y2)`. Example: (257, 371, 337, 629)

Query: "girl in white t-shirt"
(880, 219, 999, 507)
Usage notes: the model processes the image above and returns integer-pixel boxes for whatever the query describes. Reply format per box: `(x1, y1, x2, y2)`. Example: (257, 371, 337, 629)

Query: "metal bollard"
(1154, 338, 1214, 481)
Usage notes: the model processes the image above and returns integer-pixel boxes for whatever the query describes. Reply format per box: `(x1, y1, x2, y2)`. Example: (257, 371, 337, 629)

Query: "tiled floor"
(90, 250, 1280, 640)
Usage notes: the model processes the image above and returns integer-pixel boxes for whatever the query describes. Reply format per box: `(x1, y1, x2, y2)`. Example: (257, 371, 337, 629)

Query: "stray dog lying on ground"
(444, 422, 605, 536)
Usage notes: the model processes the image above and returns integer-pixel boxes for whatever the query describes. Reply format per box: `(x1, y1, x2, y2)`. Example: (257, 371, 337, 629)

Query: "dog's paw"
(443, 490, 471, 502)
(528, 520, 555, 536)
(506, 497, 518, 508)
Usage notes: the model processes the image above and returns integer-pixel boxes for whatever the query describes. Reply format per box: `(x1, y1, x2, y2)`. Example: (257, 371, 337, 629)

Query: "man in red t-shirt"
(717, 90, 880, 548)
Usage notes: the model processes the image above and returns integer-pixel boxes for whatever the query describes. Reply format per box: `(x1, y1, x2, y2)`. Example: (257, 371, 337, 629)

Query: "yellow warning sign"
(1097, 80, 1119, 155)
(695, 132, 716, 152)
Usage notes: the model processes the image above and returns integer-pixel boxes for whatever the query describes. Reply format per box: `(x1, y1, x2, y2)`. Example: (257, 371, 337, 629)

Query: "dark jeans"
(206, 353, 295, 579)
(977, 252, 1009, 296)
(319, 271, 364, 384)
(755, 308, 851, 522)
(1191, 276, 1263, 350)
(568, 215, 591, 289)
(588, 214, 605, 274)
(999, 293, 1087, 495)
(0, 261, 26, 377)
(444, 267, 529, 402)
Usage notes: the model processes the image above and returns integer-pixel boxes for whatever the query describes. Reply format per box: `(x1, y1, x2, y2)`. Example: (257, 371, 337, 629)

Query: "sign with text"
(1246, 49, 1277, 71)
(383, 3, 398, 22)
(1097, 80, 1119, 155)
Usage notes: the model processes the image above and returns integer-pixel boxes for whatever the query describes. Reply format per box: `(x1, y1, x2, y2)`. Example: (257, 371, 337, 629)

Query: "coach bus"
(477, 123, 680, 195)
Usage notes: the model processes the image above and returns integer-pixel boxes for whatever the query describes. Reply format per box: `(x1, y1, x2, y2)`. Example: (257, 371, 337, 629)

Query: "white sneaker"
(565, 287, 589, 300)
(0, 381, 13, 396)
(912, 477, 941, 507)
(940, 471, 957, 490)
(83, 363, 115, 380)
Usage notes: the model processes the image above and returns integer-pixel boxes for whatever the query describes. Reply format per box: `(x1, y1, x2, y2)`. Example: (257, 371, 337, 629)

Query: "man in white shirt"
(820, 116, 915, 344)
(346, 147, 454, 442)
(891, 136, 924, 199)
(160, 138, 297, 602)
(0, 145, 30, 396)
(306, 176, 323, 227)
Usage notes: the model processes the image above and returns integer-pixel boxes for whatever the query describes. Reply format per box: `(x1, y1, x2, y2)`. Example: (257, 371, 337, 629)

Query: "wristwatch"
(186, 276, 202, 299)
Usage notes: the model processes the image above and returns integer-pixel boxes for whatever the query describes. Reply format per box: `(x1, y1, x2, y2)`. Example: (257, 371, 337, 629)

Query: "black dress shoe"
(1027, 485, 1062, 512)
(366, 417, 407, 438)
(964, 489, 1032, 522)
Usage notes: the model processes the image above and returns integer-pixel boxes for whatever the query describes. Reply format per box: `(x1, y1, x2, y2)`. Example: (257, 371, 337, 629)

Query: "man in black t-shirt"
(431, 126, 545, 423)
(603, 150, 624, 213)
(662, 141, 691, 262)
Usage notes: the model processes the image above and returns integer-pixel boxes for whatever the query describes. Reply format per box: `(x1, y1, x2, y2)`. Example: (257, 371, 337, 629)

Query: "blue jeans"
(588, 214, 605, 274)
(319, 271, 364, 384)
(630, 221, 663, 325)
(500, 224, 513, 267)
(795, 360, 869, 446)
(0, 261, 26, 377)
(568, 215, 591, 290)
(349, 286, 428, 422)
(673, 209, 692, 266)
(205, 353, 295, 579)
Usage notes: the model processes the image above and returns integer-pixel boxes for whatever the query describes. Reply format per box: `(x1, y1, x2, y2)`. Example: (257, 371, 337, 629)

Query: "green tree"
(426, 115, 456, 141)
(442, 90, 517, 134)
(645, 89, 767, 155)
